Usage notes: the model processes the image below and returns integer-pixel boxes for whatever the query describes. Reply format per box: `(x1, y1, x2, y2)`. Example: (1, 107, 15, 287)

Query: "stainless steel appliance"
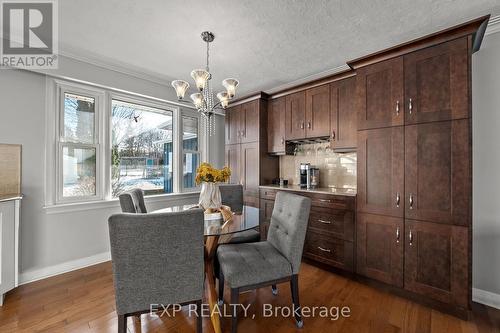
(299, 163, 320, 189)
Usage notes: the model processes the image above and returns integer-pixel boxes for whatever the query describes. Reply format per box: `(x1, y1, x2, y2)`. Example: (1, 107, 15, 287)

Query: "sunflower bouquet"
(195, 163, 231, 184)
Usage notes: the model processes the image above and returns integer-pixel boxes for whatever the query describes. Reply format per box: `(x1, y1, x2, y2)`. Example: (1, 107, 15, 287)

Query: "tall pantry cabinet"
(224, 93, 279, 207)
(353, 30, 478, 315)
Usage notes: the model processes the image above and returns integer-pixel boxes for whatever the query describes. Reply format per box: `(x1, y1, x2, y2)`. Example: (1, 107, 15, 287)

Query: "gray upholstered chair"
(219, 184, 260, 244)
(108, 209, 205, 333)
(118, 188, 147, 213)
(217, 191, 311, 332)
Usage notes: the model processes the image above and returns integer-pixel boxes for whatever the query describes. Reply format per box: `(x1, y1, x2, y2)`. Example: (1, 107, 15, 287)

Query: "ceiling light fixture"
(171, 31, 239, 136)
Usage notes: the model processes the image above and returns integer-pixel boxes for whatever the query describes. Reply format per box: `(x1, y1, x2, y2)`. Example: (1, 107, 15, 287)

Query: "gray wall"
(472, 31, 500, 297)
(0, 57, 225, 282)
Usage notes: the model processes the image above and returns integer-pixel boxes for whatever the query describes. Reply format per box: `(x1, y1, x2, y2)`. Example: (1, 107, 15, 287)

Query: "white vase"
(199, 182, 222, 210)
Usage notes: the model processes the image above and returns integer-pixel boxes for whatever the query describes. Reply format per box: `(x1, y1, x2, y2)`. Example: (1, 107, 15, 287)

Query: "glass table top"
(151, 205, 260, 237)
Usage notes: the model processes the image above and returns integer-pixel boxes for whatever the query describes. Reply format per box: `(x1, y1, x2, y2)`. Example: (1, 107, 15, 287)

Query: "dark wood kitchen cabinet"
(305, 84, 331, 138)
(350, 16, 487, 317)
(357, 126, 404, 218)
(357, 213, 404, 287)
(404, 219, 469, 308)
(225, 104, 241, 145)
(356, 57, 404, 130)
(285, 91, 306, 140)
(330, 76, 357, 150)
(240, 100, 260, 143)
(224, 144, 240, 185)
(404, 38, 469, 125)
(267, 96, 286, 153)
(224, 94, 279, 207)
(405, 120, 470, 226)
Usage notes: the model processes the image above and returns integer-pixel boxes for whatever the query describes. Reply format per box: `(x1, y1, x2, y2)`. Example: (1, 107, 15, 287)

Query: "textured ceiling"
(59, 0, 500, 97)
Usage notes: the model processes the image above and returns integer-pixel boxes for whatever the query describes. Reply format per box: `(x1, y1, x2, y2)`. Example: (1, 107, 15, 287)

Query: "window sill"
(43, 191, 200, 215)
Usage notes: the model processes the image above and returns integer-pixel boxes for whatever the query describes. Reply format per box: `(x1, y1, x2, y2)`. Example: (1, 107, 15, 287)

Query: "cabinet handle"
(318, 246, 331, 253)
(409, 193, 414, 210)
(241, 130, 245, 137)
(409, 229, 413, 246)
(396, 192, 400, 208)
(318, 199, 331, 203)
(396, 227, 400, 243)
(281, 137, 285, 144)
(409, 98, 413, 115)
(307, 122, 311, 129)
(332, 130, 336, 140)
(396, 100, 400, 115)
(300, 122, 304, 129)
(317, 219, 332, 224)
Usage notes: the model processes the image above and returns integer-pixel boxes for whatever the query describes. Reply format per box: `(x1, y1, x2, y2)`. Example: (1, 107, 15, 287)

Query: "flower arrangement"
(195, 163, 231, 184)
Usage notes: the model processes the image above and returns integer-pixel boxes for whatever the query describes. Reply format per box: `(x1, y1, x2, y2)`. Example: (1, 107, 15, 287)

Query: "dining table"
(151, 204, 260, 333)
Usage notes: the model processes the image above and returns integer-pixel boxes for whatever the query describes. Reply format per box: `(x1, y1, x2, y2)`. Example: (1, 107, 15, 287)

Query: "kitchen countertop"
(260, 184, 356, 197)
(0, 193, 23, 202)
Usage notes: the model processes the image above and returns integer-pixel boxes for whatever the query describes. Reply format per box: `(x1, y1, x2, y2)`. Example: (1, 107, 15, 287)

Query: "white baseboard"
(473, 288, 500, 310)
(19, 251, 111, 285)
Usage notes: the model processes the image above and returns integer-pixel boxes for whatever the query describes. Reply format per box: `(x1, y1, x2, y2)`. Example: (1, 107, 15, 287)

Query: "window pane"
(183, 116, 198, 151)
(62, 146, 96, 197)
(183, 153, 200, 189)
(111, 100, 173, 197)
(64, 93, 95, 144)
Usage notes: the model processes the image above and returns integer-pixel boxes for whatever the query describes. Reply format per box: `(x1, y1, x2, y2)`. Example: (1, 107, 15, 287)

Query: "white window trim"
(44, 78, 206, 209)
(180, 110, 204, 193)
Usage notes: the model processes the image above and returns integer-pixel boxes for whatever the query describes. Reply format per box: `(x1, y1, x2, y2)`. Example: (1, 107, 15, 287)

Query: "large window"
(52, 80, 204, 205)
(111, 100, 173, 196)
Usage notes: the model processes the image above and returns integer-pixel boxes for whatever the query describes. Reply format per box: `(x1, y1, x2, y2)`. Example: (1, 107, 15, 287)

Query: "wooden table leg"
(205, 235, 222, 333)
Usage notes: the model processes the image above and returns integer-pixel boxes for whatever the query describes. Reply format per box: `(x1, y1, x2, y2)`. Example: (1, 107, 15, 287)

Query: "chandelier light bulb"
(190, 93, 204, 109)
(217, 92, 230, 109)
(191, 69, 210, 91)
(222, 78, 239, 99)
(171, 80, 189, 100)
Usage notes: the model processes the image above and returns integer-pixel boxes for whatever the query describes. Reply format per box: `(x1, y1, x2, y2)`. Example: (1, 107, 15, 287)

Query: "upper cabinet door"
(225, 105, 241, 145)
(404, 38, 469, 125)
(268, 97, 286, 153)
(356, 57, 404, 130)
(225, 144, 240, 184)
(285, 91, 306, 140)
(331, 77, 357, 150)
(305, 85, 330, 138)
(405, 120, 470, 226)
(240, 100, 260, 143)
(404, 220, 468, 308)
(357, 127, 404, 218)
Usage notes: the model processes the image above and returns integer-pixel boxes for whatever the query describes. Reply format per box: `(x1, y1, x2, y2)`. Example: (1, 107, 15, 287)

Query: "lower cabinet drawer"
(308, 207, 354, 241)
(303, 230, 354, 272)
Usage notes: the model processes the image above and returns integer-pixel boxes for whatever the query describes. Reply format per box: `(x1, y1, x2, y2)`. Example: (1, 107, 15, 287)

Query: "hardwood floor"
(0, 262, 498, 333)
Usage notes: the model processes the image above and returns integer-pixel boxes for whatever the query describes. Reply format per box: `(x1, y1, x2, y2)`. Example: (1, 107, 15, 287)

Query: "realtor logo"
(1, 0, 58, 68)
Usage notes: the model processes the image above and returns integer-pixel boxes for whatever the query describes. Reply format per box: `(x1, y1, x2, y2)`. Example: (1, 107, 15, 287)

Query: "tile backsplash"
(279, 142, 357, 189)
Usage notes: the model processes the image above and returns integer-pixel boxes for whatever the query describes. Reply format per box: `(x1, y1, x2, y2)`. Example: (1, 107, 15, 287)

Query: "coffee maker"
(299, 163, 320, 189)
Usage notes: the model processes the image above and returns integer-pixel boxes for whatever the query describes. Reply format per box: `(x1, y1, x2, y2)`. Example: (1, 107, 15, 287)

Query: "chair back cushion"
(119, 189, 147, 213)
(108, 209, 204, 315)
(267, 191, 311, 274)
(219, 184, 243, 212)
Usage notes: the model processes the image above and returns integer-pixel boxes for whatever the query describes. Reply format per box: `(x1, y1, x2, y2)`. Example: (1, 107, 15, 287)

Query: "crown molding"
(58, 48, 174, 87)
(263, 64, 351, 95)
(485, 14, 500, 36)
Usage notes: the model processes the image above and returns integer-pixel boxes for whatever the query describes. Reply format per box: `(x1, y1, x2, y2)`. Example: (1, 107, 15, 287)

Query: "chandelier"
(171, 31, 239, 136)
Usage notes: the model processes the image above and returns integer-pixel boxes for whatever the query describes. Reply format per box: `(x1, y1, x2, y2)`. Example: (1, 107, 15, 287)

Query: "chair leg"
(230, 288, 239, 333)
(218, 269, 225, 306)
(195, 300, 203, 333)
(290, 275, 303, 328)
(118, 314, 127, 333)
(271, 284, 278, 295)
